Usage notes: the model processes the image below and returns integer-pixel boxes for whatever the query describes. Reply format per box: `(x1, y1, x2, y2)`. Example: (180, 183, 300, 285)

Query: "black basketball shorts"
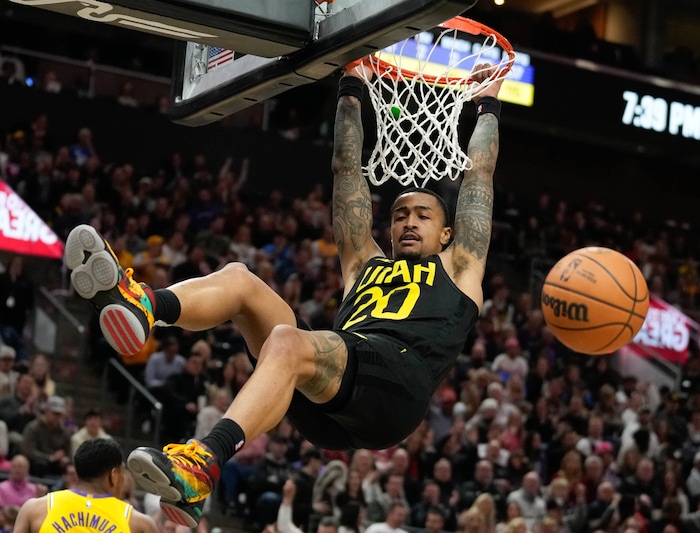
(284, 318, 434, 450)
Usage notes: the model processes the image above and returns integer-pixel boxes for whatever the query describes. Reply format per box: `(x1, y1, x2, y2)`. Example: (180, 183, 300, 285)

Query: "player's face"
(390, 192, 450, 260)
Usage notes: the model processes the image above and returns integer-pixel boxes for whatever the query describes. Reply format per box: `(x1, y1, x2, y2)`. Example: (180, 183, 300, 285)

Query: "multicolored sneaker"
(159, 499, 205, 528)
(127, 440, 220, 526)
(65, 224, 156, 356)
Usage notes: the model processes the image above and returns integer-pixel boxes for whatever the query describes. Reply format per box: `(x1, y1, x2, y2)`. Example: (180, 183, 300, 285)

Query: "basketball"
(541, 247, 649, 355)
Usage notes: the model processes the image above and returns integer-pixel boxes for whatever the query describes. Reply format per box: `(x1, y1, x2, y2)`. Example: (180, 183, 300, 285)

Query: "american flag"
(207, 47, 234, 70)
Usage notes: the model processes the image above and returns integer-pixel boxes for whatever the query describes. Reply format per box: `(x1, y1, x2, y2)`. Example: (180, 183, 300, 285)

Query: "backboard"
(9, 0, 315, 57)
(170, 0, 479, 126)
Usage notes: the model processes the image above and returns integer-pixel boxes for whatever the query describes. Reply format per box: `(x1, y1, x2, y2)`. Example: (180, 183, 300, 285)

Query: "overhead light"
(494, 0, 505, 5)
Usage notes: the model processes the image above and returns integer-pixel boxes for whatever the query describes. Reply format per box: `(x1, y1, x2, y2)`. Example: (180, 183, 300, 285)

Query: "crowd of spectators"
(3, 36, 700, 533)
(0, 351, 117, 525)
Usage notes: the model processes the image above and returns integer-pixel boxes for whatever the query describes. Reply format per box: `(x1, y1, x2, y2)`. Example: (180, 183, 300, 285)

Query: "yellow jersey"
(39, 490, 132, 533)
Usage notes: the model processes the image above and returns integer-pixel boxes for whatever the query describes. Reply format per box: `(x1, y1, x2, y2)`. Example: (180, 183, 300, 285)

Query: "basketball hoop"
(353, 17, 515, 188)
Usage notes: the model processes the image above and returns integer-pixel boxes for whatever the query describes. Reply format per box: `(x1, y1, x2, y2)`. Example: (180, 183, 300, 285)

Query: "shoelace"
(163, 442, 213, 469)
(122, 267, 146, 295)
(124, 267, 137, 284)
(106, 241, 138, 289)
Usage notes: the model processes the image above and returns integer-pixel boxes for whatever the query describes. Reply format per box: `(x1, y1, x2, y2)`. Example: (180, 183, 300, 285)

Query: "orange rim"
(359, 16, 515, 85)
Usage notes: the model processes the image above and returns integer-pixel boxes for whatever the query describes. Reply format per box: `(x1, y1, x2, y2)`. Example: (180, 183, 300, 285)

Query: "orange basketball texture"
(541, 247, 649, 355)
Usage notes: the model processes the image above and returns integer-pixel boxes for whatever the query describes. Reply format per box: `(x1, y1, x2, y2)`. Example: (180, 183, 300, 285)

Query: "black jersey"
(334, 255, 479, 384)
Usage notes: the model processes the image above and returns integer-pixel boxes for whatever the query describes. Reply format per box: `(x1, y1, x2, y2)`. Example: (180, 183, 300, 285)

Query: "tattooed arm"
(445, 64, 503, 308)
(331, 68, 383, 290)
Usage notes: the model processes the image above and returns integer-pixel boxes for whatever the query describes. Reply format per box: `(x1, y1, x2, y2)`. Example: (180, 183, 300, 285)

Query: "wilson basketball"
(541, 247, 649, 355)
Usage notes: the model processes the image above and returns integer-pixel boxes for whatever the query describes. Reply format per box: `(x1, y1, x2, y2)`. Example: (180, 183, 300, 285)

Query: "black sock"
(154, 289, 181, 325)
(201, 419, 246, 467)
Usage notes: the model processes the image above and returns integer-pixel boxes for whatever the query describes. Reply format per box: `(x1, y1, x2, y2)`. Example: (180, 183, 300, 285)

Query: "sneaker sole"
(100, 304, 147, 356)
(66, 224, 147, 356)
(66, 225, 119, 299)
(160, 501, 201, 528)
(127, 449, 183, 503)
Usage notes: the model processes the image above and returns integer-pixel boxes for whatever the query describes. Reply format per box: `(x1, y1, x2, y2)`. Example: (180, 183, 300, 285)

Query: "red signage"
(0, 181, 64, 259)
(630, 294, 696, 364)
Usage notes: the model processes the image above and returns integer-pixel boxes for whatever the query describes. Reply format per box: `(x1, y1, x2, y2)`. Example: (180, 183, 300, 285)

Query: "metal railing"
(33, 285, 163, 448)
(101, 358, 163, 447)
(0, 44, 170, 107)
(33, 286, 87, 363)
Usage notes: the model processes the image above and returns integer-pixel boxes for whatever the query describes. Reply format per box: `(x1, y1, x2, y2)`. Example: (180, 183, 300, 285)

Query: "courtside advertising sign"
(630, 294, 696, 364)
(0, 181, 64, 259)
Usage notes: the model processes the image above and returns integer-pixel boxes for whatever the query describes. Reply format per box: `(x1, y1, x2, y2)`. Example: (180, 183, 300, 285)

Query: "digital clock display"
(621, 90, 700, 140)
(470, 50, 700, 160)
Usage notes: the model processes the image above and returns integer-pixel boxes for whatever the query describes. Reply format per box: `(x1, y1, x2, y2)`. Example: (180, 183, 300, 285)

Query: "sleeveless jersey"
(39, 490, 132, 533)
(334, 255, 479, 383)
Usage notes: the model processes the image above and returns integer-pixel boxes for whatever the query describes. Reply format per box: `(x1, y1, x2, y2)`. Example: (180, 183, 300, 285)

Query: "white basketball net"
(356, 24, 513, 188)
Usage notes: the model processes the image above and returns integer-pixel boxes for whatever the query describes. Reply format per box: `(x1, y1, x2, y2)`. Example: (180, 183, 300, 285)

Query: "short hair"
(161, 336, 179, 348)
(301, 447, 323, 466)
(83, 408, 102, 421)
(386, 472, 405, 483)
(190, 339, 211, 358)
(187, 351, 204, 362)
(427, 505, 445, 519)
(387, 501, 407, 514)
(392, 187, 451, 227)
(74, 439, 123, 480)
(422, 478, 439, 489)
(584, 455, 603, 468)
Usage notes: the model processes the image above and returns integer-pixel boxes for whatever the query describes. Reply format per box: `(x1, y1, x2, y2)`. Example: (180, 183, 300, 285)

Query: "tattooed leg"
(219, 326, 348, 443)
(298, 331, 348, 398)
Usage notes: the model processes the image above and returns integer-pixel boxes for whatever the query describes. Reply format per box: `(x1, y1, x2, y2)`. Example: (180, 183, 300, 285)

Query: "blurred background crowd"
(2, 2, 700, 533)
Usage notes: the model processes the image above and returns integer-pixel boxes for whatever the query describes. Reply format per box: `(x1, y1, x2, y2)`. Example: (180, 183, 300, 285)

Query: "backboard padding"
(170, 0, 478, 126)
(10, 0, 314, 57)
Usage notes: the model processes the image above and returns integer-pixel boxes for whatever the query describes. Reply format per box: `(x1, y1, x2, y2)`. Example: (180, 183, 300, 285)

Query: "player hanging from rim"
(64, 62, 503, 527)
(14, 439, 157, 533)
